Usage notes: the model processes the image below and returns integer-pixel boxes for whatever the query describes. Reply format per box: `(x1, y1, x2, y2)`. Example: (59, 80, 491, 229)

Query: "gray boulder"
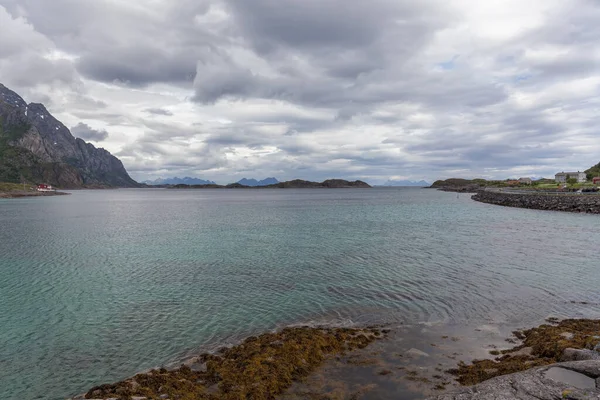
(562, 348, 600, 362)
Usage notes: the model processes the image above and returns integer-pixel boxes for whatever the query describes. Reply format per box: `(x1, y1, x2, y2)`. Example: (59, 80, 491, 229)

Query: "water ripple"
(1, 188, 600, 399)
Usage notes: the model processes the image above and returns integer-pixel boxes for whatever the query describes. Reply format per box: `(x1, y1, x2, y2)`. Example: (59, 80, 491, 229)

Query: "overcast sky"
(1, 0, 599, 184)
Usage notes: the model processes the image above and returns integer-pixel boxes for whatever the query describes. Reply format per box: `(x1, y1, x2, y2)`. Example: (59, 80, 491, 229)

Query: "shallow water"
(1, 188, 599, 399)
(545, 367, 596, 389)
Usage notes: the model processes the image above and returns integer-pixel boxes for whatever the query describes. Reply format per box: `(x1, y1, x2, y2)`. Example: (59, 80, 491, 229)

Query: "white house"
(518, 177, 532, 185)
(555, 171, 586, 183)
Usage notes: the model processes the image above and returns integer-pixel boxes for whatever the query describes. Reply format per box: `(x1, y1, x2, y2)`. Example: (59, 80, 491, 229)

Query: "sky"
(0, 0, 599, 185)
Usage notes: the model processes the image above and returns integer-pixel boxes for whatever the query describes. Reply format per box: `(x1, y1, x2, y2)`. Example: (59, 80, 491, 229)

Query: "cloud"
(0, 0, 599, 183)
(145, 108, 174, 116)
(70, 122, 109, 142)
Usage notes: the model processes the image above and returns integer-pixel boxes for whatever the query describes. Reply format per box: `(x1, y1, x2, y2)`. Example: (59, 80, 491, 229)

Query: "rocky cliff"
(0, 83, 139, 188)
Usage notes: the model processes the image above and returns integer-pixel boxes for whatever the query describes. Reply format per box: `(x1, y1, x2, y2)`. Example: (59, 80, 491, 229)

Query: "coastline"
(75, 326, 386, 400)
(0, 190, 69, 199)
(71, 317, 600, 400)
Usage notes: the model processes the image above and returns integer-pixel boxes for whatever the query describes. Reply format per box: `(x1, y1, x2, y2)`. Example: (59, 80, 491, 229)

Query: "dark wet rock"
(429, 361, 600, 400)
(562, 348, 600, 362)
(472, 190, 600, 214)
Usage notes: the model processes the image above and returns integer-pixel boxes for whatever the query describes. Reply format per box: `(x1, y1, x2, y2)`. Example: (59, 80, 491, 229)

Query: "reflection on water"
(1, 188, 600, 399)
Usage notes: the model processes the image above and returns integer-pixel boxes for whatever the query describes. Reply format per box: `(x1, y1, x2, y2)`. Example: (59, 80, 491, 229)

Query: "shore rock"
(562, 348, 600, 362)
(472, 190, 600, 214)
(429, 361, 600, 400)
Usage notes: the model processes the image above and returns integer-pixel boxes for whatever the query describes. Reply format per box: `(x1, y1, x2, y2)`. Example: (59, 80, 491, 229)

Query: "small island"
(168, 179, 372, 189)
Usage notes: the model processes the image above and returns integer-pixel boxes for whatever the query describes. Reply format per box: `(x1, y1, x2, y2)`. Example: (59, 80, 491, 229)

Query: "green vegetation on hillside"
(0, 116, 31, 142)
(585, 162, 600, 180)
(0, 182, 30, 192)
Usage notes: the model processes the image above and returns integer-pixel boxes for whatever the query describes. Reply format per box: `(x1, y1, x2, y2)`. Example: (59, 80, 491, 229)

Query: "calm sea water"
(1, 188, 599, 400)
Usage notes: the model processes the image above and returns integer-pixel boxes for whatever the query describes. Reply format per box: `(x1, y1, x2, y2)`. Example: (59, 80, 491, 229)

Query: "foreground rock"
(429, 361, 600, 400)
(472, 190, 600, 214)
(434, 319, 600, 399)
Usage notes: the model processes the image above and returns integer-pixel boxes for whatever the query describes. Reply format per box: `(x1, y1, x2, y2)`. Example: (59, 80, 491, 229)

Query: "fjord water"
(1, 188, 599, 399)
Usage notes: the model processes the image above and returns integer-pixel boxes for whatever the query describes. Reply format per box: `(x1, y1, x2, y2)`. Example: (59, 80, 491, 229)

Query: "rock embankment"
(472, 190, 600, 214)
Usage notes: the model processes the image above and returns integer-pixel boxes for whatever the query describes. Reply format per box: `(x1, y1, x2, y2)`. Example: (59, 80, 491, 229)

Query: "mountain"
(172, 179, 371, 189)
(0, 83, 138, 188)
(143, 177, 216, 185)
(237, 177, 280, 186)
(266, 179, 370, 188)
(381, 179, 430, 187)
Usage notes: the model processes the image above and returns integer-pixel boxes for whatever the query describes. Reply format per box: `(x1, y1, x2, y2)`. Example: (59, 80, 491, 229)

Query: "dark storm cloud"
(145, 108, 174, 116)
(77, 52, 197, 86)
(71, 122, 109, 142)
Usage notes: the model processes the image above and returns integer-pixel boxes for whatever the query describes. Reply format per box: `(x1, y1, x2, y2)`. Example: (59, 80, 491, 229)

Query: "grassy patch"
(448, 319, 600, 386)
(0, 182, 31, 192)
(84, 326, 382, 400)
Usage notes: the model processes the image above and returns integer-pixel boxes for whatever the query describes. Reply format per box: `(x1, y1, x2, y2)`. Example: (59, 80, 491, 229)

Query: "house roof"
(556, 172, 583, 176)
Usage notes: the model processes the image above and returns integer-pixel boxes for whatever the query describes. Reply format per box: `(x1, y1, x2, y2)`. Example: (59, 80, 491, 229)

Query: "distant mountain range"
(171, 179, 371, 189)
(237, 177, 279, 186)
(143, 177, 280, 186)
(380, 180, 430, 187)
(143, 177, 216, 185)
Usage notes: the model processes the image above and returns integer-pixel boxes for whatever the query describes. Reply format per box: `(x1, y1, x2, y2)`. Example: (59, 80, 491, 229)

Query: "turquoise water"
(1, 188, 599, 399)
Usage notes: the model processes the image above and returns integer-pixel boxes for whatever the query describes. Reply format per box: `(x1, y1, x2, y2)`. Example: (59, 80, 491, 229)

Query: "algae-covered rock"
(447, 319, 600, 386)
(79, 326, 381, 400)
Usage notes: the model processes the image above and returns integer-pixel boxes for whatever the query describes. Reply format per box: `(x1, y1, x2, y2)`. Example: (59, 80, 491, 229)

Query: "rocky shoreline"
(72, 319, 600, 400)
(0, 190, 69, 199)
(472, 190, 600, 214)
(430, 361, 600, 400)
(74, 326, 385, 400)
(429, 318, 600, 399)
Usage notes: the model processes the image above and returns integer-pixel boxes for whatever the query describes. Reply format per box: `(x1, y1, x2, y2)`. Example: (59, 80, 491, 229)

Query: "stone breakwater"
(472, 190, 600, 214)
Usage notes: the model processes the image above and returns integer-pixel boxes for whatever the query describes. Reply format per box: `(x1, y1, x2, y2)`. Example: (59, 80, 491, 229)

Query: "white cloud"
(0, 0, 599, 184)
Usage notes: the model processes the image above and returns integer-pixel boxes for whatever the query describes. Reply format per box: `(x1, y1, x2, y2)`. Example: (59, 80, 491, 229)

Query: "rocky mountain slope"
(0, 83, 139, 188)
